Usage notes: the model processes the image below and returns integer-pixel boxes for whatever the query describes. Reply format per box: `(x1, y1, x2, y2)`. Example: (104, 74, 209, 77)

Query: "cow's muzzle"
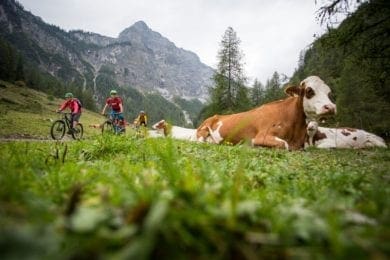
(321, 104, 336, 115)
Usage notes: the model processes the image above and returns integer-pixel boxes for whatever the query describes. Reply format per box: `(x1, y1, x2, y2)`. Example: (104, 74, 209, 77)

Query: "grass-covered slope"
(0, 136, 389, 259)
(0, 80, 105, 139)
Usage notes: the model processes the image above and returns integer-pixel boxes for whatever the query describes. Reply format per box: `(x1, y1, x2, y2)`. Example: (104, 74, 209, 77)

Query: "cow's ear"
(284, 85, 301, 97)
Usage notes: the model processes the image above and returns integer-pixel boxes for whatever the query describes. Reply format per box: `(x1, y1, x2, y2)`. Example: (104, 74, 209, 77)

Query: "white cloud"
(18, 0, 327, 84)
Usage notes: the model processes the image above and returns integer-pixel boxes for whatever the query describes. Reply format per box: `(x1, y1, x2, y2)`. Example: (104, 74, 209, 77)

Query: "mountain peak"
(132, 20, 149, 30)
(118, 20, 151, 39)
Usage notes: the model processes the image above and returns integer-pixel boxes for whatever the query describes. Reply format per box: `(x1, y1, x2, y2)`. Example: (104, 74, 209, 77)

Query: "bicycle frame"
(63, 113, 73, 130)
(50, 112, 83, 140)
(102, 112, 125, 134)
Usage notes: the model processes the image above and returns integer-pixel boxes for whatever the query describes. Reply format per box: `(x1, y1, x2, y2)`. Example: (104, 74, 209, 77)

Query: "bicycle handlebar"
(55, 111, 72, 115)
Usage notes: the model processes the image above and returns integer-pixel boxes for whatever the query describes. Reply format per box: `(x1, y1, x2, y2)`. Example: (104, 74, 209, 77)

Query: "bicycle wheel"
(72, 123, 84, 140)
(101, 121, 114, 135)
(114, 124, 126, 135)
(119, 126, 126, 134)
(51, 120, 66, 140)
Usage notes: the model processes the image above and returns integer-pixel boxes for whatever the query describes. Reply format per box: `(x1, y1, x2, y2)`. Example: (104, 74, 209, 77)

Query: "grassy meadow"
(0, 80, 105, 139)
(0, 81, 389, 259)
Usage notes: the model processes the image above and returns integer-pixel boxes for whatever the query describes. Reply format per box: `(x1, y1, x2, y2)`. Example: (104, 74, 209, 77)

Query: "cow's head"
(152, 119, 171, 136)
(285, 76, 336, 120)
(152, 120, 166, 130)
(306, 121, 319, 136)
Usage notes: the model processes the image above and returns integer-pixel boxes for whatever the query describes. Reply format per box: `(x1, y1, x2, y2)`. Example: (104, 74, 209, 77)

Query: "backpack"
(75, 98, 82, 108)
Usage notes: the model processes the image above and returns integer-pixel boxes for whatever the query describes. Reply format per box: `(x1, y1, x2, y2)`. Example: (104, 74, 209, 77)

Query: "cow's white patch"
(171, 126, 197, 141)
(197, 136, 206, 142)
(275, 137, 289, 150)
(208, 121, 224, 144)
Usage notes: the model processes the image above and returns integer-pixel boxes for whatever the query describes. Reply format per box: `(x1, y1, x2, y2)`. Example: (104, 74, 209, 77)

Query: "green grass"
(0, 80, 105, 139)
(0, 136, 389, 259)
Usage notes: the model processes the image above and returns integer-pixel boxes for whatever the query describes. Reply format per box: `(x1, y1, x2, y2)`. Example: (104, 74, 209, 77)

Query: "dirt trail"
(0, 134, 74, 142)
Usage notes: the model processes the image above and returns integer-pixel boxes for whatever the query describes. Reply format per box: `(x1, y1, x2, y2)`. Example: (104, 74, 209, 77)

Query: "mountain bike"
(50, 112, 83, 140)
(133, 123, 148, 138)
(101, 112, 126, 135)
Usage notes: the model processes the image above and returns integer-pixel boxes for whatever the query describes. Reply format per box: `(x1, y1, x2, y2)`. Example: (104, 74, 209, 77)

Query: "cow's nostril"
(323, 104, 336, 113)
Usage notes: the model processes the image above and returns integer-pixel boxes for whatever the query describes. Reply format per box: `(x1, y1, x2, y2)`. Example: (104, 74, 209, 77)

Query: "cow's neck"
(289, 96, 307, 149)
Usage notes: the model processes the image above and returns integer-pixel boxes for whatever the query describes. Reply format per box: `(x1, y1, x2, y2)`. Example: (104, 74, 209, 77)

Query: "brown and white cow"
(306, 121, 387, 149)
(196, 76, 337, 150)
(152, 119, 197, 141)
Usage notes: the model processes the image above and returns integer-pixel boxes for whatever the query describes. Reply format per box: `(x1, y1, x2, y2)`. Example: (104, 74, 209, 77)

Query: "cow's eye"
(305, 87, 315, 99)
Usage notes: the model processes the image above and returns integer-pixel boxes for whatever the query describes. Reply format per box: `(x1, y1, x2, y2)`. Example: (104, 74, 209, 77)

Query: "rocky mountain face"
(0, 0, 213, 103)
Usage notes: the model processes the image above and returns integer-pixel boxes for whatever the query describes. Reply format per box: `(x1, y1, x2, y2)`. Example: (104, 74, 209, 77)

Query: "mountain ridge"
(0, 1, 212, 97)
(0, 0, 214, 125)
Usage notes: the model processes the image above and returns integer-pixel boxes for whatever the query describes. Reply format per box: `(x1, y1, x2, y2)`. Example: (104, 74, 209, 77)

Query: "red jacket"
(59, 98, 82, 114)
(105, 96, 123, 112)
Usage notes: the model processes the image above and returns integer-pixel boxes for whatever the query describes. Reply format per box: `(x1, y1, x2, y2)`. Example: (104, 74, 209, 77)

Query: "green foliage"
(250, 78, 264, 106)
(0, 38, 16, 81)
(204, 27, 250, 119)
(0, 34, 97, 111)
(142, 93, 186, 126)
(293, 0, 390, 138)
(96, 71, 119, 96)
(262, 71, 286, 104)
(173, 96, 203, 126)
(0, 138, 389, 259)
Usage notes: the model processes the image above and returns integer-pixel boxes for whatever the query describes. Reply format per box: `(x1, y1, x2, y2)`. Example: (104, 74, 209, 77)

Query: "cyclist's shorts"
(112, 112, 124, 121)
(71, 113, 81, 122)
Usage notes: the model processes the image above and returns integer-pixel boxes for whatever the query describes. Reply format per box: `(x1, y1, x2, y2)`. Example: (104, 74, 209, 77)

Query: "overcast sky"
(17, 0, 331, 84)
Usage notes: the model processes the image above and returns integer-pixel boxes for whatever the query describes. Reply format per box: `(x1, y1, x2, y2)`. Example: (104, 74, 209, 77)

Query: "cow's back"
(171, 126, 197, 141)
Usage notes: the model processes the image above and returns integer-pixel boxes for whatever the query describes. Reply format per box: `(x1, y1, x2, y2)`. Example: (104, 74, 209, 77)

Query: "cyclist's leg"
(72, 113, 81, 132)
(67, 114, 74, 134)
(120, 114, 125, 126)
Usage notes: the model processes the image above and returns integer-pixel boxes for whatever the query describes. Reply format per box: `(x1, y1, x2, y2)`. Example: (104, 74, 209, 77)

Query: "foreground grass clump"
(0, 136, 389, 259)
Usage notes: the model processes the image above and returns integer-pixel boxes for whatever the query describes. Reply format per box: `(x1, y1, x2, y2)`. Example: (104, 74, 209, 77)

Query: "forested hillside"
(0, 35, 195, 126)
(291, 0, 390, 138)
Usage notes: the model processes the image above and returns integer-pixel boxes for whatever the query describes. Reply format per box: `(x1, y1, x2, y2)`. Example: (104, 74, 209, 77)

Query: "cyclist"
(101, 89, 125, 127)
(134, 110, 148, 127)
(57, 92, 82, 134)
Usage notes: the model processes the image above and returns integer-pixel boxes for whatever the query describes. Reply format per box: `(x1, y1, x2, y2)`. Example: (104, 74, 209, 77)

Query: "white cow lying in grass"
(306, 121, 387, 149)
(152, 120, 197, 141)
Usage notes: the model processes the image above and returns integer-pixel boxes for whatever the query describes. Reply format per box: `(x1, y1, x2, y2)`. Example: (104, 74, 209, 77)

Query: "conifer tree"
(208, 27, 248, 115)
(15, 54, 25, 81)
(263, 72, 285, 104)
(250, 79, 265, 106)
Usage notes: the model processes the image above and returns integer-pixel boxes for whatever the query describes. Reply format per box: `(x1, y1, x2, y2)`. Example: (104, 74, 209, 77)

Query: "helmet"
(110, 90, 117, 95)
(65, 92, 73, 98)
(140, 110, 145, 114)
